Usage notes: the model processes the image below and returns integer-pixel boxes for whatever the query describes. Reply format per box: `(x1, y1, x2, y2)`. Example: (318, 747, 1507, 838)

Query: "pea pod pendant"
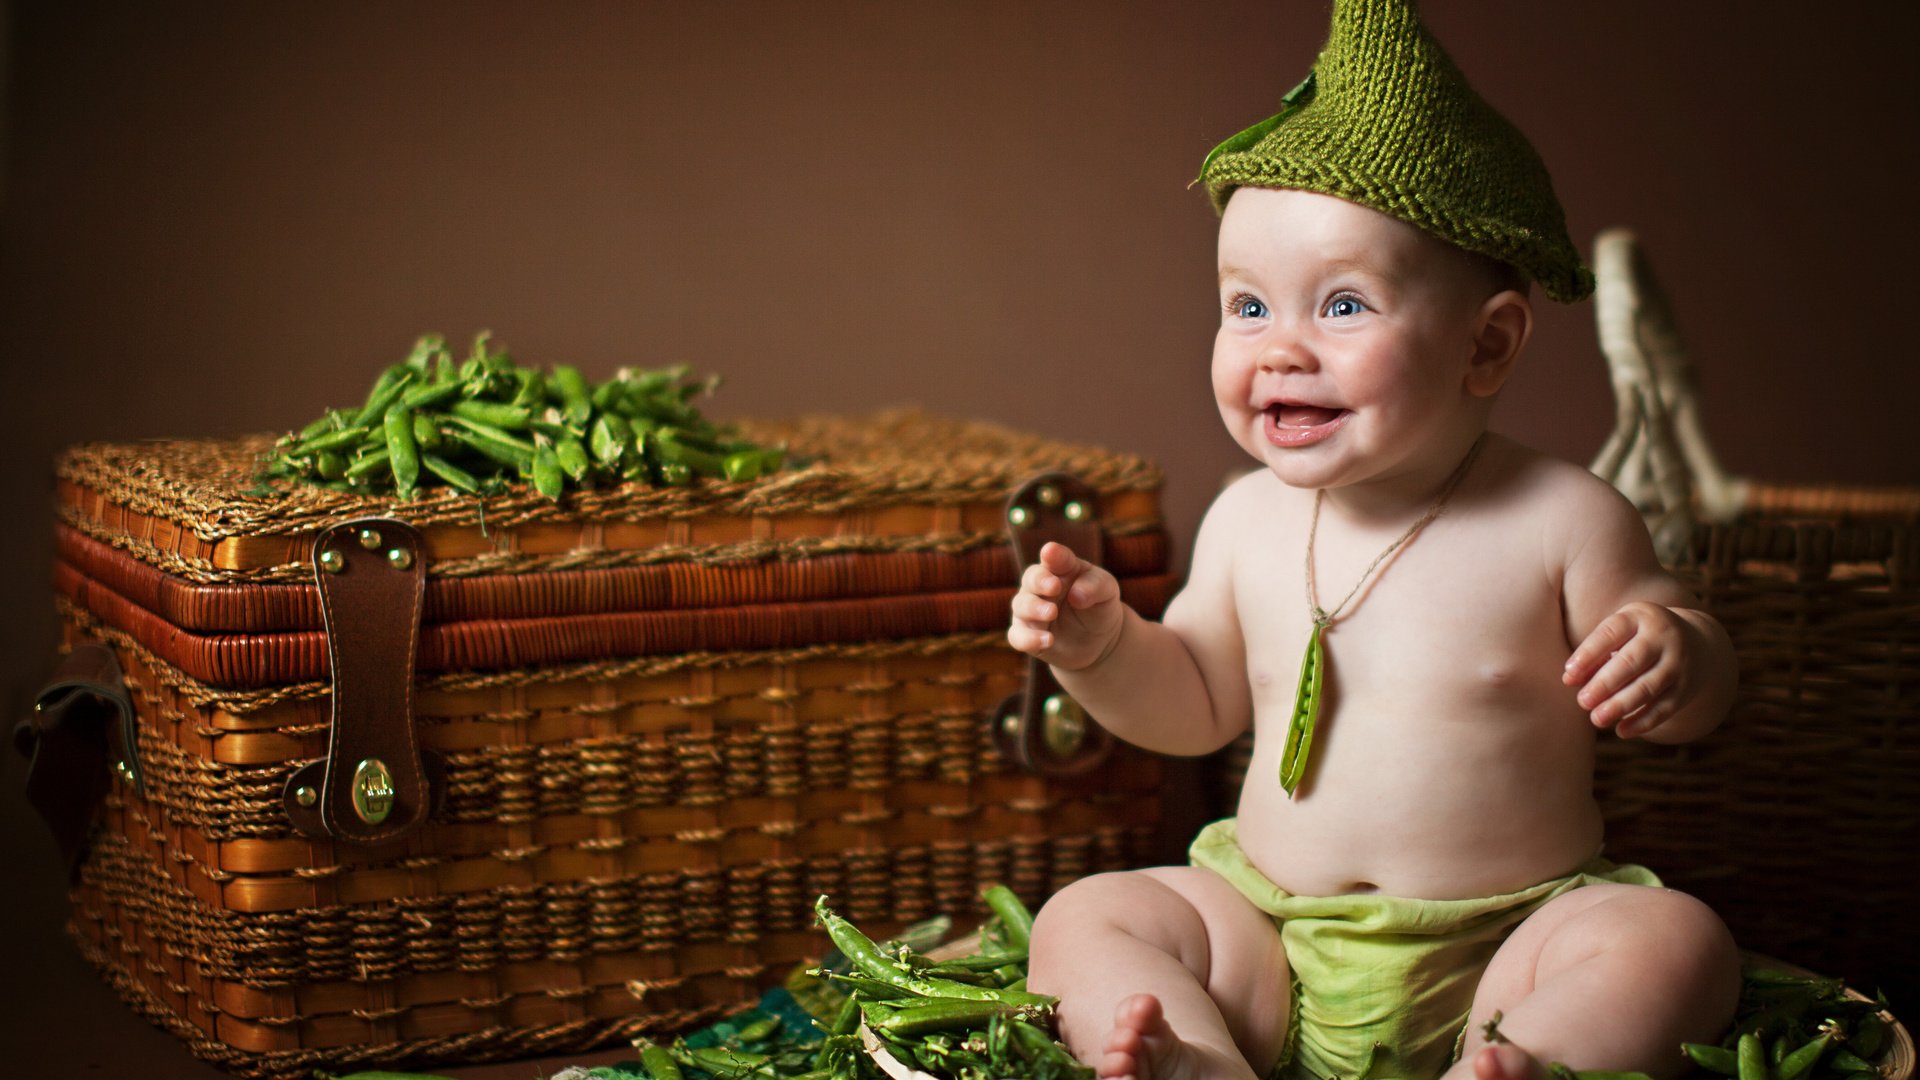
(1279, 619, 1327, 797)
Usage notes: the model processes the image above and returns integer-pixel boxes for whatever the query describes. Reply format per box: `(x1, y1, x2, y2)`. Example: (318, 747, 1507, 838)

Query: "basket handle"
(13, 644, 136, 877)
(1589, 228, 1750, 560)
(987, 472, 1115, 777)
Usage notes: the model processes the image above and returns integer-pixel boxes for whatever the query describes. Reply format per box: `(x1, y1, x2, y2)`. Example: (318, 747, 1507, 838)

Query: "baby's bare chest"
(1235, 524, 1571, 715)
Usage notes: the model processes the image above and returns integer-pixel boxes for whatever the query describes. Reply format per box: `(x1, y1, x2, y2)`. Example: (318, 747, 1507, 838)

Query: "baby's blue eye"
(1231, 296, 1268, 319)
(1324, 295, 1368, 318)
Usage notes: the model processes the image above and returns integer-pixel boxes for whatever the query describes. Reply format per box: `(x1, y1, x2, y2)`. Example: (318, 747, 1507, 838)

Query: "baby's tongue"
(1276, 404, 1343, 428)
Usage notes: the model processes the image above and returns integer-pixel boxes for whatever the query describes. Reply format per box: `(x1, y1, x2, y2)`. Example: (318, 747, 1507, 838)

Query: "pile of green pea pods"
(262, 332, 785, 500)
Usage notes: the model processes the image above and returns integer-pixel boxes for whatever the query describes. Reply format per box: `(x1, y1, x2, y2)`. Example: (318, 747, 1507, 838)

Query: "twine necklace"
(1278, 435, 1486, 797)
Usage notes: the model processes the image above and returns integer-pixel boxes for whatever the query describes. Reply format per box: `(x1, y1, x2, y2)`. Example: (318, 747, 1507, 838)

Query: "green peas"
(1736, 1033, 1767, 1080)
(257, 334, 785, 498)
(384, 405, 420, 500)
(293, 425, 373, 456)
(1684, 1043, 1739, 1076)
(450, 399, 532, 431)
(351, 365, 415, 428)
(531, 444, 564, 500)
(421, 454, 480, 494)
(635, 1039, 683, 1080)
(983, 885, 1035, 952)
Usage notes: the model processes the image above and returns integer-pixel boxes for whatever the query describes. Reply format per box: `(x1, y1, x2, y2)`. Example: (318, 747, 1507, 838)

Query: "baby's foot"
(1097, 994, 1203, 1080)
(1471, 1042, 1549, 1080)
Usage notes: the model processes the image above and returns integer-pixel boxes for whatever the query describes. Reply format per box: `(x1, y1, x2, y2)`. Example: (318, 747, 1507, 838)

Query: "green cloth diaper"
(1189, 818, 1661, 1080)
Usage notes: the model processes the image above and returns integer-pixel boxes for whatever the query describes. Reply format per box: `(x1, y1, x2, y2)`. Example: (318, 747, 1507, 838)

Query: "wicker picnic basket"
(21, 410, 1178, 1079)
(1582, 229, 1919, 996)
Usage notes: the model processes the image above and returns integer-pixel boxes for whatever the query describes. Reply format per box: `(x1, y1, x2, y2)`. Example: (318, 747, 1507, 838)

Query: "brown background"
(2, 2, 1915, 1074)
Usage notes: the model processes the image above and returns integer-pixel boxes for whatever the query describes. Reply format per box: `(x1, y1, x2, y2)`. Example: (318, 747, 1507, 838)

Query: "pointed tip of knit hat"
(1200, 0, 1593, 303)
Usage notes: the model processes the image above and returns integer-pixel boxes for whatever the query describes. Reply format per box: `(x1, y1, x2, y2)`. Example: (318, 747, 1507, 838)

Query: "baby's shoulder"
(1479, 437, 1647, 552)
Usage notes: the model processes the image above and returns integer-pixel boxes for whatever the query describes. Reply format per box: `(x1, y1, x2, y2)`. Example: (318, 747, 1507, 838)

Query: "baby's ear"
(1464, 289, 1533, 398)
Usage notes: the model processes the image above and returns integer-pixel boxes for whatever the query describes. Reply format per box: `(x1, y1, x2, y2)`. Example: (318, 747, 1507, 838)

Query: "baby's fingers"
(1564, 610, 1640, 686)
(1577, 639, 1664, 726)
(1011, 591, 1059, 625)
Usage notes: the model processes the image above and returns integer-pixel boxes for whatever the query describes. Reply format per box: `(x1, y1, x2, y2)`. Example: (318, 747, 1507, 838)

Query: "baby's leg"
(1029, 867, 1290, 1080)
(1446, 884, 1740, 1080)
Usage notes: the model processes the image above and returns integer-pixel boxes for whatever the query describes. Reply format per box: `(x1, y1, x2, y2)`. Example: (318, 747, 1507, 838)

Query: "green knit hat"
(1199, 0, 1593, 303)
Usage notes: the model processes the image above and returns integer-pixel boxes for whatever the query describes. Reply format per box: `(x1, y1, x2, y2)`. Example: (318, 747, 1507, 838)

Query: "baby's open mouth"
(1269, 403, 1348, 428)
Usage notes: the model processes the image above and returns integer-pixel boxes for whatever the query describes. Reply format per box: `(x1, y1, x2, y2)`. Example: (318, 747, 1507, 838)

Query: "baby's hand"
(1007, 541, 1125, 671)
(1562, 600, 1706, 739)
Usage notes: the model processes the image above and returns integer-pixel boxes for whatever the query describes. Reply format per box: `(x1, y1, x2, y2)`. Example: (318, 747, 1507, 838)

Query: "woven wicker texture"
(55, 409, 1160, 549)
(1214, 492, 1919, 993)
(48, 408, 1175, 1072)
(53, 532, 1176, 687)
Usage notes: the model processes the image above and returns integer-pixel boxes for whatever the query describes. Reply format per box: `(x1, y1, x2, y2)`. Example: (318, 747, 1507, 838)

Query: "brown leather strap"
(14, 644, 136, 876)
(283, 518, 432, 844)
(991, 473, 1115, 777)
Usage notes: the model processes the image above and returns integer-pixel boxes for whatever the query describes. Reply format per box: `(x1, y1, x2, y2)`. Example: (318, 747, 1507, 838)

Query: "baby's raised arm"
(1006, 486, 1254, 756)
(1556, 479, 1737, 744)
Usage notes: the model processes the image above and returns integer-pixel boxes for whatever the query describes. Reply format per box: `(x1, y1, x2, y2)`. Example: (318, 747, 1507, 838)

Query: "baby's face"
(1213, 187, 1501, 493)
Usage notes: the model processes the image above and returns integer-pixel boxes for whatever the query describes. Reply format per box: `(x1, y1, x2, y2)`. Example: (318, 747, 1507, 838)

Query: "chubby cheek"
(1210, 340, 1262, 449)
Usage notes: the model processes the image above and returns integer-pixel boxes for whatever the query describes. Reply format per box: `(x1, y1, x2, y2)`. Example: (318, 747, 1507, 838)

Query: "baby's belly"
(1230, 699, 1607, 900)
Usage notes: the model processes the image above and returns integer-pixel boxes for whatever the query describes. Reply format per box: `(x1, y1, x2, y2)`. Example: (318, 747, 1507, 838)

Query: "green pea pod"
(532, 444, 564, 499)
(555, 435, 590, 481)
(653, 428, 728, 477)
(1279, 620, 1326, 797)
(345, 448, 392, 482)
(1736, 1032, 1768, 1080)
(983, 885, 1035, 951)
(1683, 1043, 1740, 1076)
(635, 1039, 683, 1080)
(1777, 1034, 1831, 1080)
(445, 425, 534, 473)
(451, 399, 532, 431)
(551, 364, 593, 425)
(1850, 1015, 1887, 1059)
(1010, 1021, 1089, 1078)
(352, 366, 416, 428)
(1771, 1035, 1790, 1067)
(397, 380, 462, 411)
(412, 413, 444, 452)
(298, 410, 345, 441)
(433, 350, 457, 386)
(862, 998, 1031, 1038)
(591, 414, 631, 465)
(403, 333, 444, 371)
(823, 973, 918, 1002)
(723, 450, 762, 482)
(295, 425, 374, 456)
(1827, 1049, 1876, 1073)
(421, 454, 480, 494)
(828, 992, 862, 1037)
(503, 367, 540, 408)
(733, 1015, 781, 1044)
(384, 406, 420, 499)
(315, 451, 349, 481)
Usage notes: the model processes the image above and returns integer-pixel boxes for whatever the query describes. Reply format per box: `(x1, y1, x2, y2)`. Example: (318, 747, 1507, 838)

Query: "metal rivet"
(295, 785, 318, 808)
(357, 528, 383, 550)
(1036, 485, 1062, 507)
(1007, 505, 1030, 527)
(387, 547, 415, 571)
(351, 758, 396, 825)
(114, 760, 130, 780)
(318, 549, 346, 574)
(1063, 501, 1090, 522)
(1041, 693, 1088, 757)
(1000, 713, 1020, 739)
